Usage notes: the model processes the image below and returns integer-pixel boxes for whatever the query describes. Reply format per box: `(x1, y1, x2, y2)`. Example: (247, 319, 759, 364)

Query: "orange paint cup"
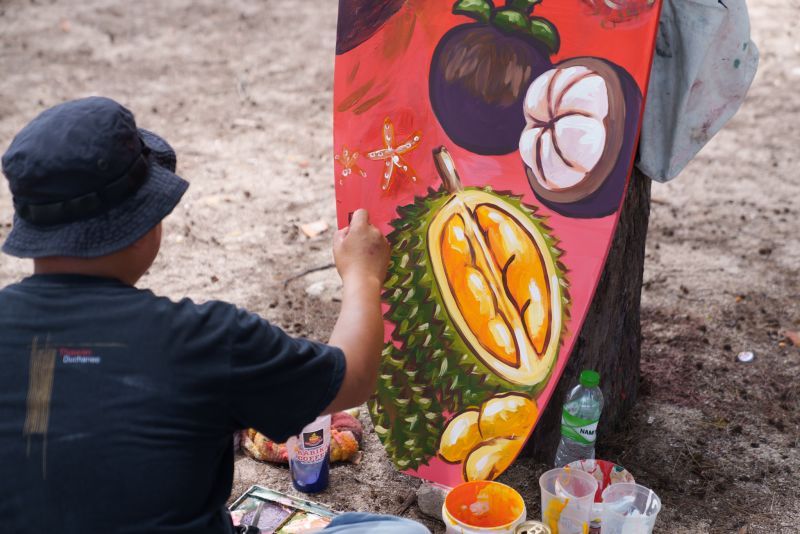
(443, 480, 527, 533)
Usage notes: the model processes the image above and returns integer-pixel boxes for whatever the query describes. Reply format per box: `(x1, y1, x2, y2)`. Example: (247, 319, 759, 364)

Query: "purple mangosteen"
(336, 0, 407, 55)
(429, 0, 559, 155)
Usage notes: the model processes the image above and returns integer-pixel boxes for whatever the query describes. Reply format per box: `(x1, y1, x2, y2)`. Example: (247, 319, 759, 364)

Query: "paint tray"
(229, 485, 338, 533)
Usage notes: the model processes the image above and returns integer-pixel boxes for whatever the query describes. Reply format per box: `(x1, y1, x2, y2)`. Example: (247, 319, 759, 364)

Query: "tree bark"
(526, 168, 652, 462)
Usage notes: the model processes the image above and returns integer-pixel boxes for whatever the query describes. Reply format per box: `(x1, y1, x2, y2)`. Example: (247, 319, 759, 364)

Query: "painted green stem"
(451, 0, 560, 54)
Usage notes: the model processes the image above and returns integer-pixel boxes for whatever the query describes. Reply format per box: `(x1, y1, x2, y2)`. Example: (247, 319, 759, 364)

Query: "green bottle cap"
(579, 370, 600, 388)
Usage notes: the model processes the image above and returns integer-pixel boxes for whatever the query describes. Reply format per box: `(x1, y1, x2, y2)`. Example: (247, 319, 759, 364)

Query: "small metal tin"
(514, 520, 552, 534)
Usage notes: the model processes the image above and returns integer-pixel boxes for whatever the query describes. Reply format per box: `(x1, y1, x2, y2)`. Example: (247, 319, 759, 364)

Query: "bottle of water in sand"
(554, 370, 603, 467)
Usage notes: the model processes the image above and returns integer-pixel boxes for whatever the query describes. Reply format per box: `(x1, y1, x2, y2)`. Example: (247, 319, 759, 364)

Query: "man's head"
(1, 97, 188, 284)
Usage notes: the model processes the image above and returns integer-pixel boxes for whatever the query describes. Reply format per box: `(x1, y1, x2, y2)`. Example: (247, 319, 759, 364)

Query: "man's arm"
(323, 209, 390, 414)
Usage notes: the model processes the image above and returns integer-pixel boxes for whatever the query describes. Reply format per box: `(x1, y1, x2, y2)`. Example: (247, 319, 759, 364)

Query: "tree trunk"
(526, 168, 652, 462)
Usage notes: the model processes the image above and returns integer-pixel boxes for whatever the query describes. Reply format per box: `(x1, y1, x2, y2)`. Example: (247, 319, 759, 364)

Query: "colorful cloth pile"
(240, 411, 363, 464)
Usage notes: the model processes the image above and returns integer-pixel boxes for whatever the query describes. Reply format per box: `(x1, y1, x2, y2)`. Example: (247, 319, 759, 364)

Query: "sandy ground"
(1, 1, 798, 532)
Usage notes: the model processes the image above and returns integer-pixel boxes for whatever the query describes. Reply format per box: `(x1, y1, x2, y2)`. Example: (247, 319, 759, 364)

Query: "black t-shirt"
(0, 274, 346, 534)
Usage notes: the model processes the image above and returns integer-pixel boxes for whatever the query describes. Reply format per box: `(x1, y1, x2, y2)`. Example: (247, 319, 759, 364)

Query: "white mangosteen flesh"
(519, 64, 614, 192)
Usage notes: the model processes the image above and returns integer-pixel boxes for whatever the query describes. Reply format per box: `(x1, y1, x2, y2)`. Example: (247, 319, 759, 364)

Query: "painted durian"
(369, 147, 569, 470)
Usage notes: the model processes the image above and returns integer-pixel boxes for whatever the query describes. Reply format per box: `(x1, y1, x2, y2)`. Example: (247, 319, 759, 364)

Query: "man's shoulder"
(140, 290, 244, 324)
(145, 294, 273, 354)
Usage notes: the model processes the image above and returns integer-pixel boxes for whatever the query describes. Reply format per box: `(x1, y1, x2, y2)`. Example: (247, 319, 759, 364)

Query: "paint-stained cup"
(539, 468, 597, 534)
(566, 459, 635, 532)
(600, 483, 661, 534)
(442, 480, 527, 534)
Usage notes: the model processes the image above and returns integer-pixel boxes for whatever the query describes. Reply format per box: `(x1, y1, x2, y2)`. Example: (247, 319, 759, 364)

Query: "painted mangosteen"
(519, 57, 643, 218)
(429, 0, 559, 156)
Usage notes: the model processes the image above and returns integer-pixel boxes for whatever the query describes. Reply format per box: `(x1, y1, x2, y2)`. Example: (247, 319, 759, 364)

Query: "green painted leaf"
(493, 8, 530, 34)
(529, 16, 560, 53)
(453, 0, 493, 24)
(507, 0, 542, 15)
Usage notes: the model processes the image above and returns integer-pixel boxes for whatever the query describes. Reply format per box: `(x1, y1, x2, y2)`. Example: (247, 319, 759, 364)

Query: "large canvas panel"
(334, 0, 662, 487)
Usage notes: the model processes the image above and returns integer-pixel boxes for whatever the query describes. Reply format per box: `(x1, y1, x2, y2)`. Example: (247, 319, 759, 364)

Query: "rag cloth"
(240, 411, 363, 464)
(638, 0, 759, 182)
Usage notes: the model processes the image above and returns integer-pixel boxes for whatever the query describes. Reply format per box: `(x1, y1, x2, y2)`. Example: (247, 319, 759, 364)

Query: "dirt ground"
(0, 0, 798, 532)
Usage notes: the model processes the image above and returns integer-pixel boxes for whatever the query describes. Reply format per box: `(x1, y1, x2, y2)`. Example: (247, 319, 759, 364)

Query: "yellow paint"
(439, 410, 483, 463)
(478, 393, 538, 439)
(463, 437, 524, 481)
(439, 394, 538, 481)
(428, 189, 563, 386)
(543, 497, 568, 534)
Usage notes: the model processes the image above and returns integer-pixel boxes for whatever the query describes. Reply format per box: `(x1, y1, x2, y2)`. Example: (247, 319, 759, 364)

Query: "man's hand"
(324, 208, 391, 414)
(333, 209, 390, 288)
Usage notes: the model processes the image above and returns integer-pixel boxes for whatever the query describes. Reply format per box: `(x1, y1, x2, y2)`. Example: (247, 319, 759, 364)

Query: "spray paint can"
(287, 415, 331, 493)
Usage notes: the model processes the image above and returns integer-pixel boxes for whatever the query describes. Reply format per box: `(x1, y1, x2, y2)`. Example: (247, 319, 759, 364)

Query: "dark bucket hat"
(1, 96, 188, 258)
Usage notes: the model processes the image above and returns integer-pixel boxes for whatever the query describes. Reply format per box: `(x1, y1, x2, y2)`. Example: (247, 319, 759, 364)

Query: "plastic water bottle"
(287, 415, 331, 493)
(554, 370, 603, 467)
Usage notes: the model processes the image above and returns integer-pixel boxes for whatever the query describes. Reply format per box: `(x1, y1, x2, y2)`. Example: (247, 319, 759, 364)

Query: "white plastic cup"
(600, 483, 661, 534)
(539, 468, 597, 534)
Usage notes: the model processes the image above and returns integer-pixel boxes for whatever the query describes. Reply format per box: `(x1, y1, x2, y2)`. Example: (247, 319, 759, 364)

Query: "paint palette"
(334, 0, 662, 487)
(229, 486, 336, 533)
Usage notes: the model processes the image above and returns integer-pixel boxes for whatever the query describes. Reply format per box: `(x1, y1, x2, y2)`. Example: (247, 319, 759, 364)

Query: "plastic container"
(287, 415, 331, 493)
(554, 370, 603, 467)
(539, 468, 597, 534)
(566, 459, 635, 533)
(600, 483, 661, 534)
(442, 480, 526, 534)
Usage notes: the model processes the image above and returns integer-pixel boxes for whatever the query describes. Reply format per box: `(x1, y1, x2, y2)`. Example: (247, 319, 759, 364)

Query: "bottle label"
(294, 429, 328, 464)
(560, 410, 599, 445)
(303, 430, 325, 449)
(295, 445, 328, 464)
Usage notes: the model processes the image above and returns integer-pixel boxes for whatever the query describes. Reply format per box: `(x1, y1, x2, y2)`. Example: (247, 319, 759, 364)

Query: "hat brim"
(2, 129, 188, 259)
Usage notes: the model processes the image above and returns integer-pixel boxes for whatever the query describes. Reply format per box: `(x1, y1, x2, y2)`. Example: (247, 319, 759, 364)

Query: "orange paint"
(445, 481, 525, 529)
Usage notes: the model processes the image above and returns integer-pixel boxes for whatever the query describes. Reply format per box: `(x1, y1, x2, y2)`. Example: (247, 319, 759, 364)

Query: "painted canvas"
(333, 0, 662, 487)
